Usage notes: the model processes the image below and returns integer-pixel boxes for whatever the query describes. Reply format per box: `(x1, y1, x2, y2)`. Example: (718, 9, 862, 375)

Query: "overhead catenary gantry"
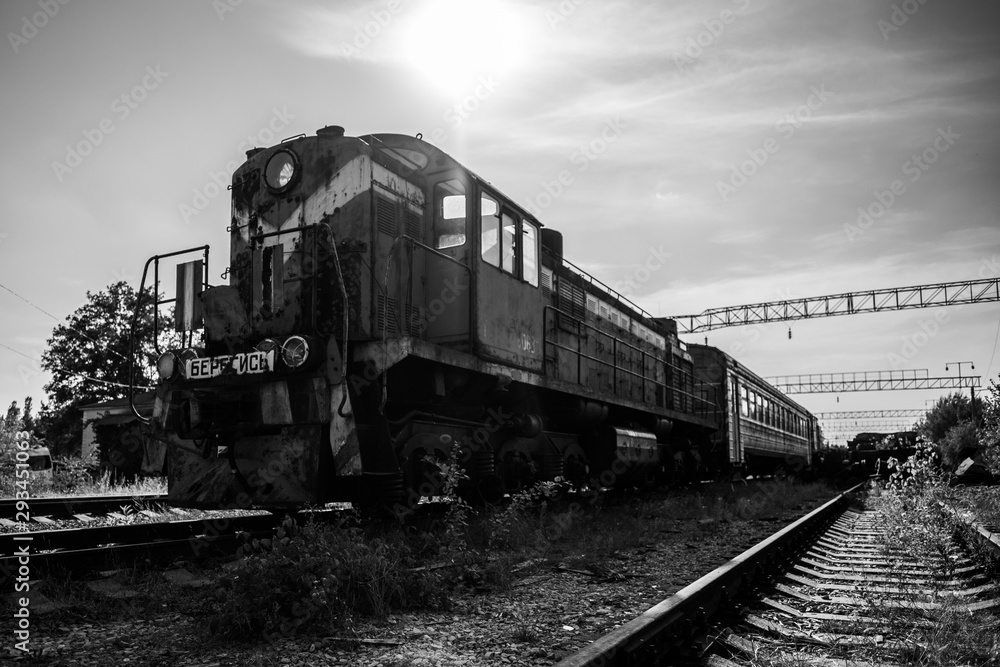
(821, 421, 918, 434)
(765, 368, 981, 394)
(671, 277, 1000, 334)
(816, 409, 927, 419)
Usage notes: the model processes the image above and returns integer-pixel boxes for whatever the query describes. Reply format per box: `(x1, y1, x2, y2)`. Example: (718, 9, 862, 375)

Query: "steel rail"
(554, 483, 865, 667)
(0, 513, 282, 590)
(938, 502, 1000, 562)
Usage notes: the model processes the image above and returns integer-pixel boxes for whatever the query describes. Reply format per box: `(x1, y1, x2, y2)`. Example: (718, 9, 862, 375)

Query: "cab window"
(501, 213, 517, 274)
(522, 221, 538, 286)
(480, 192, 539, 287)
(481, 194, 500, 266)
(433, 180, 466, 249)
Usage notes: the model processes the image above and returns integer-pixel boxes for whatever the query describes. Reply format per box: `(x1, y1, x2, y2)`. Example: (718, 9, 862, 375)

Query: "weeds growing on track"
(205, 475, 833, 641)
(725, 446, 999, 667)
(848, 444, 999, 666)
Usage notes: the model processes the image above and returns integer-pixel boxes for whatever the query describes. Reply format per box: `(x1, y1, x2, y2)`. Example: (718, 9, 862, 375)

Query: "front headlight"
(281, 335, 310, 369)
(176, 348, 201, 378)
(264, 150, 298, 192)
(156, 351, 178, 380)
(255, 338, 279, 354)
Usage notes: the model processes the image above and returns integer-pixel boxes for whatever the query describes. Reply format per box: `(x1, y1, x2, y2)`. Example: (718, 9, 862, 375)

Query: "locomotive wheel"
(497, 449, 536, 494)
(402, 447, 448, 500)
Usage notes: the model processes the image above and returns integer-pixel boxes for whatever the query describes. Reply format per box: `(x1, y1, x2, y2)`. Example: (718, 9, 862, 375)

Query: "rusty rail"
(555, 483, 865, 666)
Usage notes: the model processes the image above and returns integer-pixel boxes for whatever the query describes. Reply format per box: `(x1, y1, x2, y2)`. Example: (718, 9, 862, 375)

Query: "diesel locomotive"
(130, 126, 815, 508)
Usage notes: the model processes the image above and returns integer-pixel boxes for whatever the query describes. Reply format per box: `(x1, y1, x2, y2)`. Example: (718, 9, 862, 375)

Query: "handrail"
(388, 234, 473, 342)
(543, 246, 660, 325)
(542, 305, 716, 415)
(129, 245, 210, 422)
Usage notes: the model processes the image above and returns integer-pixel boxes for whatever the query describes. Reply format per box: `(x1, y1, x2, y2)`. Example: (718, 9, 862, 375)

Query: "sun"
(397, 0, 531, 95)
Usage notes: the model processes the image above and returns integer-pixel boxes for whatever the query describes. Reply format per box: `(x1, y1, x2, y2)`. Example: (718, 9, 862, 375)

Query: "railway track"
(0, 500, 449, 590)
(0, 493, 168, 525)
(0, 511, 284, 590)
(555, 483, 1000, 666)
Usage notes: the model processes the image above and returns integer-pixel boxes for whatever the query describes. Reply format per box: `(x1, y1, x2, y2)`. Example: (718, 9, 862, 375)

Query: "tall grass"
(0, 464, 166, 499)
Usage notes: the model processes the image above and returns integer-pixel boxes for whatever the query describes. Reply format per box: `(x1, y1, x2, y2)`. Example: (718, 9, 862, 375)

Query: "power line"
(0, 281, 130, 363)
(0, 340, 152, 391)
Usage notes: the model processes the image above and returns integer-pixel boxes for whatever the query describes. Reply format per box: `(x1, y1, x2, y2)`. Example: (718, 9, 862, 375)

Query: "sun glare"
(398, 0, 530, 95)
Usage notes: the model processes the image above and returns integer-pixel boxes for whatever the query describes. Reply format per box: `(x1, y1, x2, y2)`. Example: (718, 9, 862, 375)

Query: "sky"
(1, 0, 998, 446)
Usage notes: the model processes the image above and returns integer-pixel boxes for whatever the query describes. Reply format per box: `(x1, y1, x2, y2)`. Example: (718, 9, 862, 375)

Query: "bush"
(210, 516, 448, 640)
(939, 421, 981, 471)
(51, 452, 101, 494)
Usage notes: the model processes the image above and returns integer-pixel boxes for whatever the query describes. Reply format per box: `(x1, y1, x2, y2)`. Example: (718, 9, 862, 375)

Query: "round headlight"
(156, 351, 177, 380)
(264, 150, 297, 192)
(281, 335, 310, 369)
(255, 338, 279, 354)
(176, 348, 201, 378)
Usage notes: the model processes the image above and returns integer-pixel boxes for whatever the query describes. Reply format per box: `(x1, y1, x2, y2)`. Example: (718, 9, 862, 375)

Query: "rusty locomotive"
(130, 126, 818, 508)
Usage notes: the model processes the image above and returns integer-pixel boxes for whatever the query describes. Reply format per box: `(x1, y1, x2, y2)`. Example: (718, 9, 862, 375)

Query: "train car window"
(522, 221, 539, 286)
(481, 194, 500, 266)
(501, 212, 517, 275)
(433, 180, 466, 249)
(740, 387, 749, 417)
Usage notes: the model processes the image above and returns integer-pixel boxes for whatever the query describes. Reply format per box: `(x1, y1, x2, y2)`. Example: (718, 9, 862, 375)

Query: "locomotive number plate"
(186, 350, 275, 379)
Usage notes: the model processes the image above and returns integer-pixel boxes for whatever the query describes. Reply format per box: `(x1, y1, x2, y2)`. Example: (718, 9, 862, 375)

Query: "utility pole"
(945, 361, 976, 423)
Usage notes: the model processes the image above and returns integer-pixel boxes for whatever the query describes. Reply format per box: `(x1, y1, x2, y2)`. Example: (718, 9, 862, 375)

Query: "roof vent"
(317, 125, 345, 138)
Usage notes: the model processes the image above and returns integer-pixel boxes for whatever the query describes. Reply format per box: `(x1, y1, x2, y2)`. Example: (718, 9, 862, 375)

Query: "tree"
(1, 398, 34, 464)
(21, 396, 35, 434)
(37, 281, 177, 456)
(918, 392, 983, 444)
(979, 378, 1000, 474)
(2, 401, 20, 435)
(939, 421, 981, 471)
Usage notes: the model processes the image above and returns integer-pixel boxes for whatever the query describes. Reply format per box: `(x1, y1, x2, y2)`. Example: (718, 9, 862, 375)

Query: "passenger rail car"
(131, 126, 802, 508)
(689, 344, 818, 477)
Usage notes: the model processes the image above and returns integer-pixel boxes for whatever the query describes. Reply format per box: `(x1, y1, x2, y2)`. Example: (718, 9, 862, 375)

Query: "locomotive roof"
(360, 132, 544, 229)
(688, 343, 815, 416)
